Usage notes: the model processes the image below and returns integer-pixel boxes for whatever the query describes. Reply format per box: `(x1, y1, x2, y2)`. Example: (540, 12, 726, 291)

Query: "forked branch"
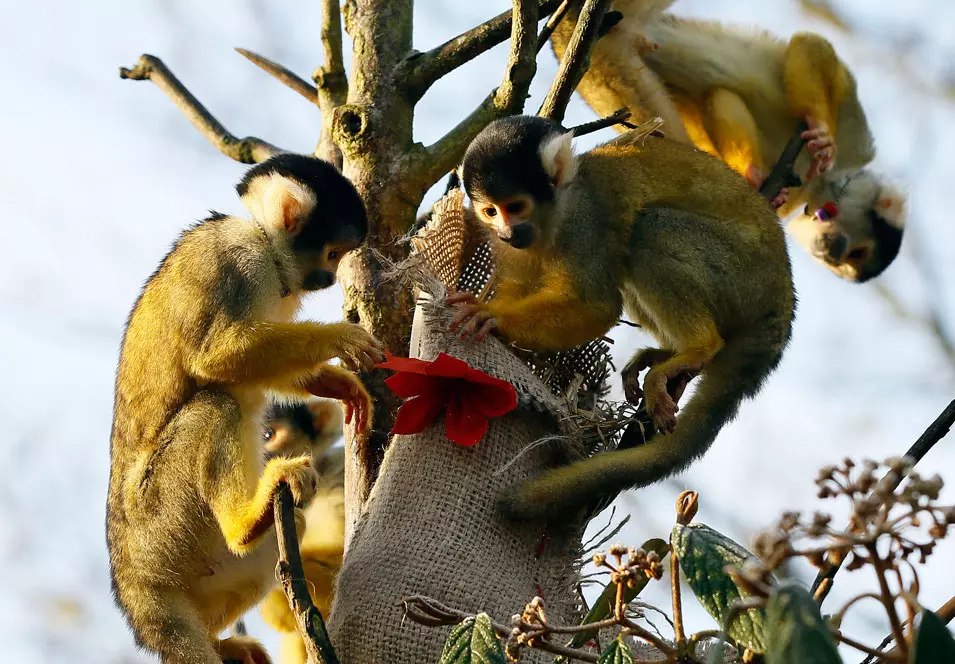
(119, 55, 284, 164)
(538, 0, 613, 122)
(408, 0, 540, 191)
(406, 0, 562, 101)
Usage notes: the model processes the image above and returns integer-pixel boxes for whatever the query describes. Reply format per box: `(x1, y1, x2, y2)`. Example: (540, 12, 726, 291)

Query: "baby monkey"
(106, 153, 382, 663)
(451, 116, 795, 520)
(259, 400, 346, 664)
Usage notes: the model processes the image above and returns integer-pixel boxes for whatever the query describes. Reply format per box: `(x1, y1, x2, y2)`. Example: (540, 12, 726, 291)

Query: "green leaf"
(564, 539, 670, 651)
(765, 581, 842, 664)
(910, 609, 955, 664)
(671, 523, 770, 653)
(596, 635, 635, 664)
(438, 613, 507, 664)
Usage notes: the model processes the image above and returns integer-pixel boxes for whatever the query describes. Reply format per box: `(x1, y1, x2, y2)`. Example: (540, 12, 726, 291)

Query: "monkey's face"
(294, 227, 363, 291)
(788, 169, 905, 283)
(263, 403, 320, 462)
(471, 192, 543, 249)
(237, 153, 369, 291)
(460, 116, 575, 251)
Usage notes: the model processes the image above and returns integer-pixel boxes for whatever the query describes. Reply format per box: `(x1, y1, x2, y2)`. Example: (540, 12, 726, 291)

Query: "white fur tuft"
(876, 183, 907, 230)
(539, 131, 577, 187)
(241, 172, 316, 233)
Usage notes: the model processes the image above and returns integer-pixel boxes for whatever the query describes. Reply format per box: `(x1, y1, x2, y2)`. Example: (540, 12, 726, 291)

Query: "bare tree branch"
(314, 0, 348, 167)
(119, 55, 283, 164)
(235, 48, 318, 103)
(538, 0, 612, 123)
(759, 121, 808, 203)
(406, 0, 540, 192)
(274, 484, 339, 664)
(405, 0, 560, 101)
(570, 107, 632, 137)
(536, 0, 571, 53)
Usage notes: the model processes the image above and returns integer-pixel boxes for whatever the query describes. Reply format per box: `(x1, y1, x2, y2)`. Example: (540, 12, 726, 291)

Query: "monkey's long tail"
(501, 330, 788, 521)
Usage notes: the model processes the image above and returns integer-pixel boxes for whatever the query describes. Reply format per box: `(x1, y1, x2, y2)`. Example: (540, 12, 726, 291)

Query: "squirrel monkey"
(106, 154, 383, 664)
(449, 116, 795, 520)
(259, 400, 346, 664)
(552, 0, 906, 283)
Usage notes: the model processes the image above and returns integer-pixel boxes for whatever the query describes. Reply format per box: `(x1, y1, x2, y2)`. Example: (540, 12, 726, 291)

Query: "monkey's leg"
(783, 33, 849, 174)
(643, 332, 724, 433)
(130, 589, 224, 664)
(703, 87, 766, 188)
(191, 394, 318, 555)
(621, 347, 675, 404)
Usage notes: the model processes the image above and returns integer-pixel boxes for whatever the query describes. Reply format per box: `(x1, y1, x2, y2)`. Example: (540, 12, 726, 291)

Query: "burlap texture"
(327, 192, 603, 663)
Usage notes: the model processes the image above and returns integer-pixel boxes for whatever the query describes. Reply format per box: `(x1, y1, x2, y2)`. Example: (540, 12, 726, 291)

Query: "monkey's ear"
(306, 399, 344, 438)
(241, 172, 317, 234)
(875, 183, 906, 230)
(539, 131, 577, 188)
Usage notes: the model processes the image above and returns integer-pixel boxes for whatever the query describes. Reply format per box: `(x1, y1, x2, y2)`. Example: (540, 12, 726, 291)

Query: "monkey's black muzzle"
(302, 269, 336, 291)
(499, 223, 537, 250)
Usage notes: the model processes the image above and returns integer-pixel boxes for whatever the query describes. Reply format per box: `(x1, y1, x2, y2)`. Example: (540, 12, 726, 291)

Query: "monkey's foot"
(770, 187, 790, 209)
(622, 347, 676, 404)
(643, 364, 702, 433)
(447, 292, 498, 341)
(744, 165, 767, 190)
(217, 635, 272, 664)
(802, 116, 835, 177)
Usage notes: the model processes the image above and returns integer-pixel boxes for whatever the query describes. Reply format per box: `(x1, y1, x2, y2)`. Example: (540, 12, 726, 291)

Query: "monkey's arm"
(189, 321, 380, 388)
(452, 282, 622, 352)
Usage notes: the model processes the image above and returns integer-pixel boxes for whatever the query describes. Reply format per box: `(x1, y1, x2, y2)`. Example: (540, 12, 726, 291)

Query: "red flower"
(376, 351, 518, 446)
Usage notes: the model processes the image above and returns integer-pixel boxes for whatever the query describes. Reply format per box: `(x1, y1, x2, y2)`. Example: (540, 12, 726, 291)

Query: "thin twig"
(759, 121, 808, 203)
(314, 0, 348, 167)
(862, 595, 955, 664)
(670, 552, 686, 648)
(538, 0, 613, 122)
(812, 398, 955, 604)
(119, 55, 284, 164)
(274, 484, 339, 664)
(837, 631, 906, 662)
(235, 48, 318, 103)
(570, 108, 632, 137)
(537, 0, 571, 53)
(408, 0, 539, 191)
(406, 0, 561, 100)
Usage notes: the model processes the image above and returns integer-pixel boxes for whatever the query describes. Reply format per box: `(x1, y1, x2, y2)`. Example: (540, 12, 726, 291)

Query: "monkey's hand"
(447, 292, 498, 341)
(303, 364, 373, 435)
(802, 116, 835, 178)
(215, 635, 272, 664)
(331, 323, 385, 373)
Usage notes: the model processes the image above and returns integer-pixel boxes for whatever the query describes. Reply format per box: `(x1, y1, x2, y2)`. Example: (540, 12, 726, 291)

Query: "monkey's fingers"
(771, 188, 789, 209)
(446, 291, 478, 306)
(474, 316, 498, 341)
(448, 304, 483, 332)
(460, 308, 495, 340)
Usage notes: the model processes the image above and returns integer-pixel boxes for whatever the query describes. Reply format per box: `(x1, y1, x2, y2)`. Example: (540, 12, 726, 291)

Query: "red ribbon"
(376, 351, 518, 446)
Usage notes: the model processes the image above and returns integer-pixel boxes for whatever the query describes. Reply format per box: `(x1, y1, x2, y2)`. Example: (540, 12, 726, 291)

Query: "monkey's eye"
(846, 247, 869, 261)
(505, 201, 527, 216)
(263, 427, 275, 441)
(328, 250, 340, 260)
(483, 207, 497, 218)
(803, 205, 810, 216)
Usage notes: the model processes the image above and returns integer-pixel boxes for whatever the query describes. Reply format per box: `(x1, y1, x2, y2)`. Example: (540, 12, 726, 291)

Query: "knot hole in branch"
(332, 105, 369, 150)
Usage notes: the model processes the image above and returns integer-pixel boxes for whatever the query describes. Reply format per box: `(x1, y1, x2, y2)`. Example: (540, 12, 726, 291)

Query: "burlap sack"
(327, 192, 604, 663)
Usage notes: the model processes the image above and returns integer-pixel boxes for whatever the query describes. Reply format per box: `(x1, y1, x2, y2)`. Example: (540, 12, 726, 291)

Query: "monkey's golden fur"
(553, 0, 906, 283)
(457, 118, 795, 520)
(259, 400, 345, 664)
(106, 157, 379, 663)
